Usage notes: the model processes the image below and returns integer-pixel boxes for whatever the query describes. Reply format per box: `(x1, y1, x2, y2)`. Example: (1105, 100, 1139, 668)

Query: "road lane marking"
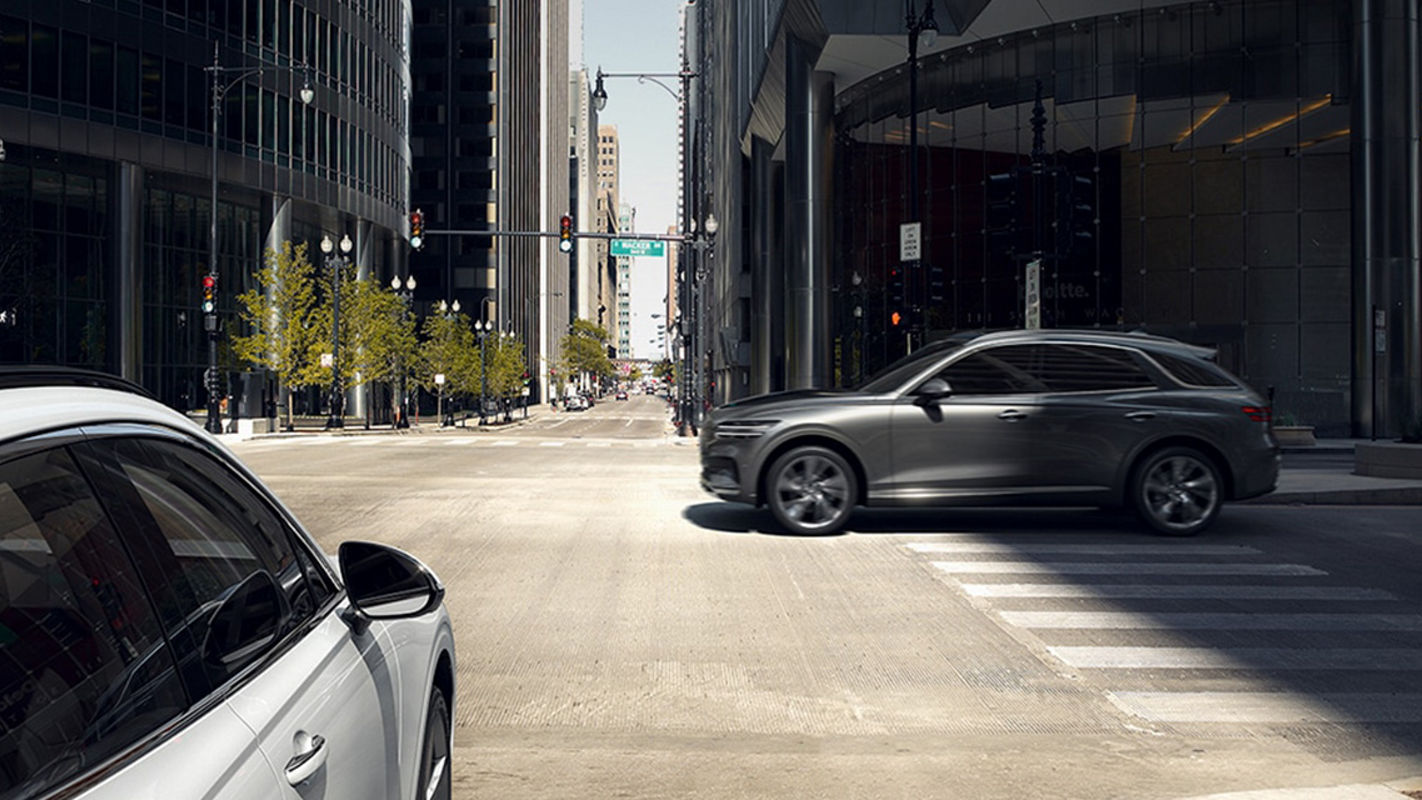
(492, 440, 518, 447)
(1048, 646, 1422, 670)
(998, 611, 1422, 631)
(586, 442, 613, 447)
(959, 585, 1396, 600)
(908, 543, 1262, 556)
(539, 441, 566, 447)
(1106, 692, 1422, 723)
(931, 561, 1326, 576)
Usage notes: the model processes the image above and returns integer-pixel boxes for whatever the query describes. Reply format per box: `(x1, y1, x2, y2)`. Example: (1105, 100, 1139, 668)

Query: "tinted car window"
(1150, 351, 1238, 388)
(0, 447, 186, 800)
(84, 438, 331, 700)
(857, 340, 961, 393)
(937, 346, 1047, 395)
(1029, 344, 1156, 393)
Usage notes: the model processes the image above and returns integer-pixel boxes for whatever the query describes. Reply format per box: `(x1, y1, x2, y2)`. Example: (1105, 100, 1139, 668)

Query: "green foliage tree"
(559, 318, 613, 385)
(418, 310, 477, 416)
(232, 243, 322, 429)
(345, 279, 418, 423)
(484, 331, 527, 419)
(653, 358, 675, 382)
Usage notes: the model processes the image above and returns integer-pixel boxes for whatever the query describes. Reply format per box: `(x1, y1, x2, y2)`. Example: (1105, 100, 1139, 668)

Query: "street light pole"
(322, 234, 352, 429)
(476, 319, 490, 425)
(905, 0, 937, 346)
(204, 41, 313, 435)
(390, 274, 416, 428)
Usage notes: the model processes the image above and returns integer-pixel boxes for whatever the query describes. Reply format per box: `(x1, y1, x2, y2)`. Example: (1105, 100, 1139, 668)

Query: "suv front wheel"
(1130, 446, 1223, 536)
(765, 446, 857, 535)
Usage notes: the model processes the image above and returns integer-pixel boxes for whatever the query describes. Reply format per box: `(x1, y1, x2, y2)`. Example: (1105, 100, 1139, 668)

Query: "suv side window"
(1030, 344, 1157, 393)
(82, 438, 332, 701)
(0, 447, 187, 800)
(936, 345, 1047, 395)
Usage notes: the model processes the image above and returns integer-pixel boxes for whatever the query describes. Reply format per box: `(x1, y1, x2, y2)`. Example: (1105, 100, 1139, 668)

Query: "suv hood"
(717, 389, 854, 414)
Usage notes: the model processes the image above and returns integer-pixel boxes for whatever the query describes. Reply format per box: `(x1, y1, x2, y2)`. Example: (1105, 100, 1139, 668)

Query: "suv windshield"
(855, 340, 961, 393)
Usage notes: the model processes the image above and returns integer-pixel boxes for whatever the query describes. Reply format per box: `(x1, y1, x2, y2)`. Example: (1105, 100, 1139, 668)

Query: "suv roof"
(0, 366, 200, 447)
(952, 328, 1218, 359)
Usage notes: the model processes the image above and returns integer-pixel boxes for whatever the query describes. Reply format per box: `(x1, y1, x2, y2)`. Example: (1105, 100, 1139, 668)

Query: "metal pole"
(326, 251, 343, 428)
(480, 329, 488, 425)
(907, 4, 920, 342)
(206, 40, 223, 434)
(679, 59, 694, 436)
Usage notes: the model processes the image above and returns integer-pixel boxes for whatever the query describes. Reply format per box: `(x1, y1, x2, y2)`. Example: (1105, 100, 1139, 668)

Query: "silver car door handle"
(285, 734, 328, 785)
(997, 409, 1027, 422)
(1125, 411, 1157, 422)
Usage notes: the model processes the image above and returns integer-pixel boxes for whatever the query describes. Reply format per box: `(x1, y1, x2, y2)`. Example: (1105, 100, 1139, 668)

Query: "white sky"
(581, 0, 684, 360)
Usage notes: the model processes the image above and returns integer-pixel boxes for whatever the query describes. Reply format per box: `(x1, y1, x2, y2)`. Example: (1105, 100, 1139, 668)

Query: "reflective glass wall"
(836, 0, 1354, 430)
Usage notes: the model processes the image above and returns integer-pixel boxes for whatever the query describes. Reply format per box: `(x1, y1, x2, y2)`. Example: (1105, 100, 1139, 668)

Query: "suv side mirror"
(915, 378, 952, 402)
(338, 542, 444, 631)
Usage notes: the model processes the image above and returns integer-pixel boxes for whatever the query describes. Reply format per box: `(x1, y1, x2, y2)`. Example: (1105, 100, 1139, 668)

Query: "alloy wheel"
(769, 448, 855, 534)
(1138, 451, 1220, 535)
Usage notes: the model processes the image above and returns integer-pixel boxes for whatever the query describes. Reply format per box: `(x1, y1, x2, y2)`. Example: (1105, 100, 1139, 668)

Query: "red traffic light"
(891, 311, 902, 326)
(202, 275, 215, 289)
(559, 215, 573, 253)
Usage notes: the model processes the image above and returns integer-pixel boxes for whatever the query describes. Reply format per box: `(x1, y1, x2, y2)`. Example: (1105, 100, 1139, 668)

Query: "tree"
(485, 331, 527, 420)
(344, 279, 418, 424)
(560, 318, 613, 386)
(653, 358, 675, 382)
(232, 243, 323, 429)
(418, 311, 477, 418)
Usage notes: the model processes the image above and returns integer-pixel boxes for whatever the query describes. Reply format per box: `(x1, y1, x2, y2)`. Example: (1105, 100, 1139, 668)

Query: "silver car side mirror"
(915, 378, 952, 401)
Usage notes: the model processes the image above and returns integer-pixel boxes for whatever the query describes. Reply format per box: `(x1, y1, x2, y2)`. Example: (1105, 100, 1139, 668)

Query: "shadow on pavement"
(682, 502, 1209, 537)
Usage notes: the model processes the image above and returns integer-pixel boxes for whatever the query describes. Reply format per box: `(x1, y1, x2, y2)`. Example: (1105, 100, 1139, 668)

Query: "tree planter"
(1272, 425, 1316, 447)
(1355, 441, 1422, 479)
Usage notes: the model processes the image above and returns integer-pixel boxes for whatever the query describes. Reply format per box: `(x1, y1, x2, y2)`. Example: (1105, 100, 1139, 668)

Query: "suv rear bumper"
(1234, 448, 1282, 500)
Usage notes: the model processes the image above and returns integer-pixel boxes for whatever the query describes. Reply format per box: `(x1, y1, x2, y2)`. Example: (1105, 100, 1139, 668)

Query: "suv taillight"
(1242, 405, 1272, 423)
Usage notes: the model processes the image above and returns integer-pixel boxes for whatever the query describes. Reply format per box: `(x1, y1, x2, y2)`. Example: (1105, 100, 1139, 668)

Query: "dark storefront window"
(30, 24, 56, 98)
(836, 0, 1353, 428)
(0, 15, 28, 93)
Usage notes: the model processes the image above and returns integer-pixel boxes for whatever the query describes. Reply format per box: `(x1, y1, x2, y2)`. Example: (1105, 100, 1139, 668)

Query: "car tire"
(765, 446, 857, 535)
(418, 686, 452, 800)
(1130, 446, 1223, 536)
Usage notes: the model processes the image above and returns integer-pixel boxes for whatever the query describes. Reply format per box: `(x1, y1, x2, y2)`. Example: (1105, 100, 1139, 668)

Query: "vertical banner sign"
(1374, 307, 1387, 353)
(899, 222, 921, 262)
(1025, 259, 1042, 330)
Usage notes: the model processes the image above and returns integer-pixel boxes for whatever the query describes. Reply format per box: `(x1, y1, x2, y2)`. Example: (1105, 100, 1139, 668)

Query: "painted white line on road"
(1106, 692, 1422, 723)
(544, 418, 570, 428)
(1049, 646, 1422, 670)
(586, 442, 613, 447)
(998, 611, 1422, 631)
(539, 441, 566, 447)
(960, 584, 1396, 600)
(932, 561, 1326, 576)
(492, 440, 518, 447)
(908, 543, 1262, 556)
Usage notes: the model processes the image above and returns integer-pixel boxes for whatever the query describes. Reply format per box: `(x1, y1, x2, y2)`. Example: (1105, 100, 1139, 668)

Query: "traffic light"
(559, 214, 573, 253)
(986, 171, 1022, 258)
(1055, 172, 1095, 255)
(890, 310, 903, 327)
(409, 209, 425, 250)
(888, 265, 905, 305)
(201, 274, 216, 314)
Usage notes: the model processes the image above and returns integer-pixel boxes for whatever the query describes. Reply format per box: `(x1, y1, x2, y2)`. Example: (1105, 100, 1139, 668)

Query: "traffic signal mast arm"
(417, 229, 694, 242)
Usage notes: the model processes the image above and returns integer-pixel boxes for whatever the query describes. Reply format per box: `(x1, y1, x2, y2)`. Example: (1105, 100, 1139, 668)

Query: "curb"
(1241, 487, 1422, 505)
(1171, 776, 1422, 800)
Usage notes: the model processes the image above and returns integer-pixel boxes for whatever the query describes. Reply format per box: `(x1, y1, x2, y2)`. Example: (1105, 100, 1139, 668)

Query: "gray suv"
(699, 330, 1279, 536)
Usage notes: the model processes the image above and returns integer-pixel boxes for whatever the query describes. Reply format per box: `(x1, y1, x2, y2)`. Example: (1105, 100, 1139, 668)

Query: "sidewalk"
(1171, 775, 1422, 800)
(1245, 438, 1422, 505)
(210, 406, 547, 442)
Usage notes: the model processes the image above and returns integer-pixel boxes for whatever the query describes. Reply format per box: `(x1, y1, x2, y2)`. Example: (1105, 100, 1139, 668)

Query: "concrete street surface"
(229, 394, 1422, 800)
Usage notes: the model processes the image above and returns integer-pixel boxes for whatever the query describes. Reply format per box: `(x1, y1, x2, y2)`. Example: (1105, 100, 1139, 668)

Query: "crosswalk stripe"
(932, 561, 1326, 576)
(1108, 692, 1422, 723)
(539, 441, 566, 447)
(908, 543, 1261, 556)
(492, 440, 518, 447)
(998, 611, 1422, 631)
(960, 584, 1396, 600)
(1048, 646, 1422, 670)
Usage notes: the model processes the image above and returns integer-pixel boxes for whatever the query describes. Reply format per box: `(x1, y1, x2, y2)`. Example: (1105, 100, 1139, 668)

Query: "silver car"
(700, 330, 1280, 536)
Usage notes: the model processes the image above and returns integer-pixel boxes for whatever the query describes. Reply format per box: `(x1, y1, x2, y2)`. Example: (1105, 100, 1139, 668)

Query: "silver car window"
(0, 447, 187, 800)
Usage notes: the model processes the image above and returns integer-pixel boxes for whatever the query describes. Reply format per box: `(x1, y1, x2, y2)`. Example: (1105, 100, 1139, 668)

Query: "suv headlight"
(714, 419, 779, 440)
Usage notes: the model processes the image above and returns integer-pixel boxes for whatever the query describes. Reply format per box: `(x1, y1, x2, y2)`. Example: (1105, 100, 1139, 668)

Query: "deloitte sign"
(609, 239, 666, 258)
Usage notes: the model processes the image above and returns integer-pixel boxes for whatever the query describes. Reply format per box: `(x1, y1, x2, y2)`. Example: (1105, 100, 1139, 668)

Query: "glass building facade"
(0, 0, 413, 412)
(693, 0, 1422, 437)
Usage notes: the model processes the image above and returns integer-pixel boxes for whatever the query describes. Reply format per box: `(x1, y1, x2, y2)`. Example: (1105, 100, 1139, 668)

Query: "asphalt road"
(229, 393, 1422, 800)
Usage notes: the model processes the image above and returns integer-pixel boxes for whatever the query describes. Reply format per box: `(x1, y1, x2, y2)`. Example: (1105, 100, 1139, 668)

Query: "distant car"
(700, 329, 1280, 537)
(616, 390, 629, 401)
(0, 368, 456, 800)
(564, 395, 586, 411)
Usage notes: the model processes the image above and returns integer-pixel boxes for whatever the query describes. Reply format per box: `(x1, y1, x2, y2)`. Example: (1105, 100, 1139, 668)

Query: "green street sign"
(610, 239, 666, 258)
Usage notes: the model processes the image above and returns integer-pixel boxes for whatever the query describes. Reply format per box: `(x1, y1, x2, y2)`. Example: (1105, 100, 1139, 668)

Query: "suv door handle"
(285, 733, 328, 785)
(997, 409, 1027, 422)
(1125, 411, 1157, 422)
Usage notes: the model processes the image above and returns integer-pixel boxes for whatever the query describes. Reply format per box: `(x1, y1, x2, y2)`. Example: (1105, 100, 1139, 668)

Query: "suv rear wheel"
(418, 687, 451, 800)
(1130, 446, 1223, 536)
(765, 446, 857, 535)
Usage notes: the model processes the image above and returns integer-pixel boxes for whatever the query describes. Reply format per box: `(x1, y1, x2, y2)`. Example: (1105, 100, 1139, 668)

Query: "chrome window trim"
(0, 422, 348, 800)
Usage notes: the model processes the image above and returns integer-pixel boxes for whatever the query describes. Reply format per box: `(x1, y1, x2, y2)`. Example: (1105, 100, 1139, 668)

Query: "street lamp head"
(452, 299, 461, 313)
(339, 234, 353, 254)
(406, 275, 416, 290)
(704, 214, 719, 236)
(320, 235, 334, 254)
(390, 275, 400, 290)
(299, 70, 315, 105)
(592, 69, 608, 111)
(917, 1, 940, 49)
(436, 300, 447, 314)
